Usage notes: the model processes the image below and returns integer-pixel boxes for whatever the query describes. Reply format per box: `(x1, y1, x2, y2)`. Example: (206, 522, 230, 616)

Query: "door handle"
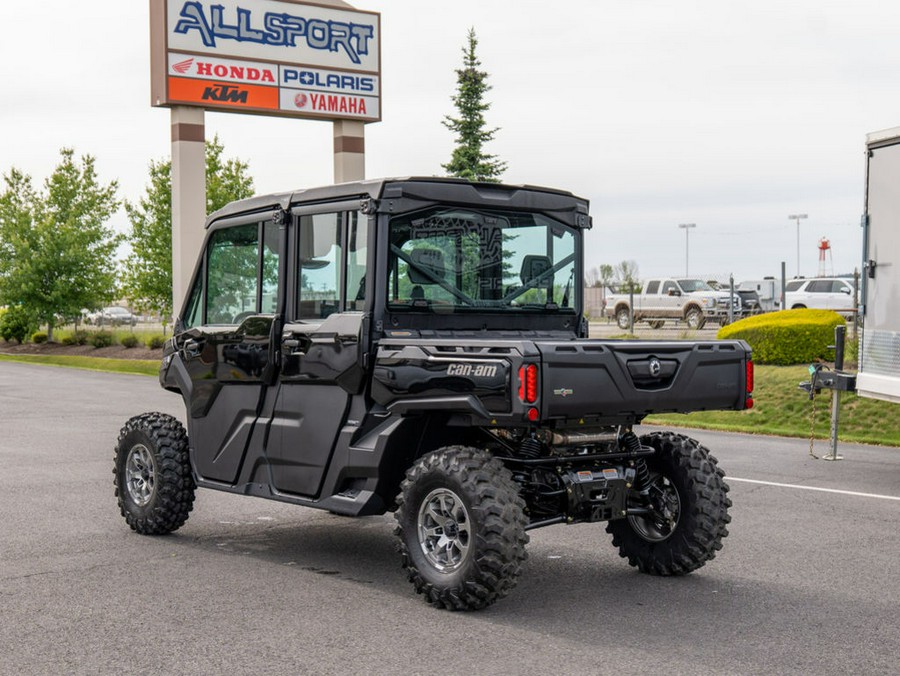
(283, 338, 308, 355)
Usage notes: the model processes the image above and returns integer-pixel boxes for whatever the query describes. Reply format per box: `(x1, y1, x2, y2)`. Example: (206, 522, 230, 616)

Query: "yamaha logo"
(649, 358, 662, 378)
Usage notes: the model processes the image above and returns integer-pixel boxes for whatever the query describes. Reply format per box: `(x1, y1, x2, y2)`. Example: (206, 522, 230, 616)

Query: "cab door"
(177, 216, 283, 484)
(264, 206, 370, 498)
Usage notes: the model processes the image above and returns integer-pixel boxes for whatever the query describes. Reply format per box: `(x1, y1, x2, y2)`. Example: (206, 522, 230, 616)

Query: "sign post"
(170, 106, 206, 310)
(150, 0, 381, 313)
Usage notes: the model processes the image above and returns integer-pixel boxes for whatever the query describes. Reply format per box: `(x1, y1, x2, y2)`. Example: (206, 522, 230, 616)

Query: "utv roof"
(205, 177, 592, 230)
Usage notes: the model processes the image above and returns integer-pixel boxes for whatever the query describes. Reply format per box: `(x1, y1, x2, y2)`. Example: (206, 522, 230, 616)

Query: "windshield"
(387, 207, 577, 313)
(677, 279, 713, 292)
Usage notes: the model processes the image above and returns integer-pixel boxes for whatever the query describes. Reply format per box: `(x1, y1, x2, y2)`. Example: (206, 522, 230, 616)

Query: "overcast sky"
(3, 0, 899, 283)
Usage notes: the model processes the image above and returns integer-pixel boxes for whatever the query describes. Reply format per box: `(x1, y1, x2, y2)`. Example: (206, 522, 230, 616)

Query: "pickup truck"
(606, 278, 741, 329)
(113, 178, 752, 610)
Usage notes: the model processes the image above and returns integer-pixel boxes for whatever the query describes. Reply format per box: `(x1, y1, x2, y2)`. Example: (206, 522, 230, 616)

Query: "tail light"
(518, 364, 539, 404)
(745, 359, 754, 409)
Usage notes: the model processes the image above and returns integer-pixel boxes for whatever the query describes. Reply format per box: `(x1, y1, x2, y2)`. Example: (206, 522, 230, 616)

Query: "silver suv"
(784, 277, 856, 314)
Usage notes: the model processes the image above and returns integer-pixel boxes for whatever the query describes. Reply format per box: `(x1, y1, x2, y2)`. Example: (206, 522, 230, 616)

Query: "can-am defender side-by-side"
(114, 178, 751, 610)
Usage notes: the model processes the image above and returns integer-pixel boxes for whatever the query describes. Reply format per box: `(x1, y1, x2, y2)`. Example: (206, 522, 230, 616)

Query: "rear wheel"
(395, 446, 528, 610)
(616, 307, 631, 330)
(792, 304, 807, 309)
(607, 432, 731, 575)
(114, 412, 195, 535)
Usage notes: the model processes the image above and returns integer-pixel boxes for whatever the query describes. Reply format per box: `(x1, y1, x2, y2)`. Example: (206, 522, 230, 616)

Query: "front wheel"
(606, 432, 731, 575)
(684, 307, 706, 330)
(114, 412, 195, 534)
(395, 446, 528, 610)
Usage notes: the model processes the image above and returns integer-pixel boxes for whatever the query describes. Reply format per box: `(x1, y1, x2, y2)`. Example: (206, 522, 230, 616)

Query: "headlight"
(705, 298, 716, 308)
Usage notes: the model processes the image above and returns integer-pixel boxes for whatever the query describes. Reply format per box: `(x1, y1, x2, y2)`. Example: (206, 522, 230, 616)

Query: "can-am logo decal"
(446, 363, 498, 378)
(553, 388, 574, 397)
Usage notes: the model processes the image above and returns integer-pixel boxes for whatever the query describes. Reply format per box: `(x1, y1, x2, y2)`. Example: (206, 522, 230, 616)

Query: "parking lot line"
(729, 477, 900, 501)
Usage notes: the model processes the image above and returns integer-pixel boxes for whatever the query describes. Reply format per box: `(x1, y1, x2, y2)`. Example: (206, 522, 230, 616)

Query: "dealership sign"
(150, 0, 381, 121)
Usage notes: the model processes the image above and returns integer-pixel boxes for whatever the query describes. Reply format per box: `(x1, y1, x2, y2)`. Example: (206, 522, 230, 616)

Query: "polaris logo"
(282, 68, 375, 92)
(202, 84, 248, 103)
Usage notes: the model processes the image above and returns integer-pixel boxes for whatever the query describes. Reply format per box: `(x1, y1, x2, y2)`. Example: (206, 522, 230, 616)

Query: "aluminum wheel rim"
(417, 488, 471, 572)
(628, 476, 681, 542)
(125, 443, 157, 507)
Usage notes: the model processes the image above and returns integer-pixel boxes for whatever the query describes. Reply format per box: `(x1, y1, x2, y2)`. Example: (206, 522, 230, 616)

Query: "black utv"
(114, 178, 751, 610)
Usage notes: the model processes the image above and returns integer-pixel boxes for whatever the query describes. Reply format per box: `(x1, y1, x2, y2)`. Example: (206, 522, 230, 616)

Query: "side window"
(346, 212, 368, 311)
(298, 213, 343, 320)
(785, 280, 804, 292)
(661, 281, 676, 295)
(207, 224, 260, 324)
(182, 220, 281, 328)
(808, 280, 830, 293)
(646, 281, 660, 294)
(261, 221, 280, 313)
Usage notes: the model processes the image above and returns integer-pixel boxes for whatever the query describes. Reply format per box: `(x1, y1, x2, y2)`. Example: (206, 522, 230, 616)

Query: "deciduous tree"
(0, 149, 120, 341)
(122, 135, 254, 322)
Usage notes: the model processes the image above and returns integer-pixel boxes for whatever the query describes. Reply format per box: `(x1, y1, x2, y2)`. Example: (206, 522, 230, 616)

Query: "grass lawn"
(0, 353, 159, 377)
(646, 364, 900, 446)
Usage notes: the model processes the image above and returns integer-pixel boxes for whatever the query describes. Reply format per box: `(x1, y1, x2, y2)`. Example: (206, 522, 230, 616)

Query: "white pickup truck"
(605, 278, 741, 330)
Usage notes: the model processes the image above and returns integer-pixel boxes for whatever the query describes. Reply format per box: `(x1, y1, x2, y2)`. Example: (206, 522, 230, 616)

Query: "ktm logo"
(201, 84, 248, 104)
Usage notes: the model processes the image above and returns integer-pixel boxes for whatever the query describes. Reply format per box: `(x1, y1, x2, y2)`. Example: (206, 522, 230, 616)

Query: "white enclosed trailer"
(858, 127, 900, 403)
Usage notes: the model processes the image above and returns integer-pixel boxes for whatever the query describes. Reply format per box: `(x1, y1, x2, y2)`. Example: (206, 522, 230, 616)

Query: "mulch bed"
(0, 341, 163, 361)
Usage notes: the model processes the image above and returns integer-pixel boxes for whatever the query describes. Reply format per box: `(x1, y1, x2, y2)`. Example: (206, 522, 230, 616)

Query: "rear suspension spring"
(620, 431, 651, 491)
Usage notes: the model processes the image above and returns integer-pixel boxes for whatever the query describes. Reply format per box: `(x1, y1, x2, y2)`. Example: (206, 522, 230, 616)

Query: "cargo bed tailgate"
(536, 340, 751, 420)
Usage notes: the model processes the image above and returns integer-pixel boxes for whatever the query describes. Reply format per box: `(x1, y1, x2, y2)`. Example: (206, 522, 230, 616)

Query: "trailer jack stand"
(797, 326, 857, 461)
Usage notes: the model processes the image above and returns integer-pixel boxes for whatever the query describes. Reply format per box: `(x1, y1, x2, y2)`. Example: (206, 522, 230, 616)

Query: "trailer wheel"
(395, 446, 528, 610)
(685, 307, 706, 330)
(607, 432, 731, 575)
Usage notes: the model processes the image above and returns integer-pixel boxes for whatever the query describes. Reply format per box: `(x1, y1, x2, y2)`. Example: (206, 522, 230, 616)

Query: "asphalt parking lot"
(1, 361, 898, 675)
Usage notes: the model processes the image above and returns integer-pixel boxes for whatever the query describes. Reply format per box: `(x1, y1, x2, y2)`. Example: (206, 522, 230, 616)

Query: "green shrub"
(89, 331, 115, 348)
(0, 306, 37, 344)
(146, 335, 166, 350)
(717, 309, 845, 365)
(120, 334, 140, 348)
(32, 331, 48, 344)
(61, 330, 90, 346)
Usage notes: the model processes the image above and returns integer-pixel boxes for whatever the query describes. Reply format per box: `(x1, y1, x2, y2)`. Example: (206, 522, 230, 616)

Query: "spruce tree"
(442, 28, 507, 182)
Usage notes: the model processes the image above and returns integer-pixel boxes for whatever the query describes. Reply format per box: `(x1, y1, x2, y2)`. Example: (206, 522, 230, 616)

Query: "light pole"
(678, 223, 696, 276)
(788, 213, 807, 278)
